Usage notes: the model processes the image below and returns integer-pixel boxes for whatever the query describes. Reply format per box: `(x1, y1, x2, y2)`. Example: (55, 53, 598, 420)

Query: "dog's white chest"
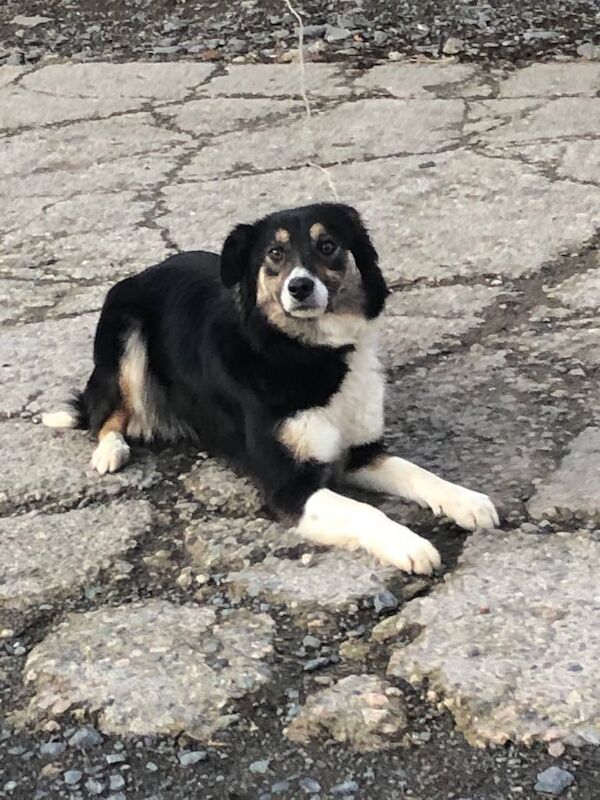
(278, 329, 385, 464)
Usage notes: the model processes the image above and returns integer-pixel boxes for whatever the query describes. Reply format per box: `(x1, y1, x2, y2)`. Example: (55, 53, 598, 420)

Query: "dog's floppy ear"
(220, 223, 256, 288)
(331, 204, 388, 319)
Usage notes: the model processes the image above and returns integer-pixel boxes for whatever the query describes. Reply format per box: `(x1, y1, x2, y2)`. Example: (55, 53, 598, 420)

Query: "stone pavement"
(1, 59, 600, 797)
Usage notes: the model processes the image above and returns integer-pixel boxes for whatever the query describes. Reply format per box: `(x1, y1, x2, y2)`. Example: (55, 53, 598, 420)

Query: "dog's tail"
(42, 391, 89, 430)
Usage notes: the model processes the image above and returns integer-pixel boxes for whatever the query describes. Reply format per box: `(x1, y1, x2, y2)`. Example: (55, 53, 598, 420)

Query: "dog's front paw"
(91, 432, 130, 475)
(369, 522, 441, 575)
(432, 483, 499, 531)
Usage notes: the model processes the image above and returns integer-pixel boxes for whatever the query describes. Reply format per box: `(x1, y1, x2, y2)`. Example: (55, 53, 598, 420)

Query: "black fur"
(72, 203, 386, 522)
(346, 439, 386, 471)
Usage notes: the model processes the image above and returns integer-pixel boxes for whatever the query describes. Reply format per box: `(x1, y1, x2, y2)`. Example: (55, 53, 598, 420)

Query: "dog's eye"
(318, 240, 336, 256)
(268, 247, 284, 263)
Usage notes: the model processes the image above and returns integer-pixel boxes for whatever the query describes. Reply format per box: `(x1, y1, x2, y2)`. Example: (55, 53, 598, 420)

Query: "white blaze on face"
(281, 266, 328, 318)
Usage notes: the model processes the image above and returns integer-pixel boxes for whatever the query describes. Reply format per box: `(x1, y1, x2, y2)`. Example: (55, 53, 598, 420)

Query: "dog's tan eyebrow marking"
(309, 223, 326, 241)
(275, 228, 290, 243)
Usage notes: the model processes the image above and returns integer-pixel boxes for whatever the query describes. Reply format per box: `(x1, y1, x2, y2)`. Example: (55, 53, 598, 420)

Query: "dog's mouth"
(283, 302, 327, 319)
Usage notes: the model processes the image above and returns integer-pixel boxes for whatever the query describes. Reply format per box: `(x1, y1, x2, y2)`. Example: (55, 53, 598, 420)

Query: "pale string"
(283, 0, 340, 201)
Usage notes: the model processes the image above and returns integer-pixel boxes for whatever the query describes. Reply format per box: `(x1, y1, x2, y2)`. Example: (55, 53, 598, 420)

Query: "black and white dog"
(43, 203, 498, 574)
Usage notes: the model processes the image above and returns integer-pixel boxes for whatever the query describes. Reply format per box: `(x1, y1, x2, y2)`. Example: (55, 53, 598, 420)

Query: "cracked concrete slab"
(547, 264, 600, 308)
(1, 61, 214, 130)
(0, 501, 152, 620)
(3, 193, 167, 280)
(21, 61, 215, 101)
(479, 97, 600, 143)
(185, 516, 302, 574)
(2, 114, 191, 197)
(0, 422, 159, 514)
(227, 550, 396, 611)
(21, 602, 274, 737)
(182, 457, 263, 517)
(0, 65, 25, 89)
(170, 97, 303, 137)
(163, 150, 600, 282)
(384, 284, 502, 366)
(528, 428, 600, 519)
(1, 314, 94, 417)
(389, 530, 600, 748)
(491, 140, 600, 185)
(356, 62, 493, 98)
(197, 63, 352, 98)
(499, 62, 600, 97)
(180, 98, 465, 183)
(285, 674, 407, 751)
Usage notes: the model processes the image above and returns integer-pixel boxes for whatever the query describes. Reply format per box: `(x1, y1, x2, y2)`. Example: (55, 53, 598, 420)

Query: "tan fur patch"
(275, 228, 290, 243)
(98, 407, 129, 442)
(309, 223, 326, 241)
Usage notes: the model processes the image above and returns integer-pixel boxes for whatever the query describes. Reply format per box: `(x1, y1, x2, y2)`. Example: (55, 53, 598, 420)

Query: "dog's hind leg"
(91, 402, 131, 476)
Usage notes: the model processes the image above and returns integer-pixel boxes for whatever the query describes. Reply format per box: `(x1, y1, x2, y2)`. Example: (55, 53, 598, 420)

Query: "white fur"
(278, 323, 384, 462)
(281, 266, 328, 318)
(41, 410, 78, 429)
(296, 488, 441, 574)
(91, 431, 130, 475)
(279, 415, 341, 463)
(347, 456, 499, 531)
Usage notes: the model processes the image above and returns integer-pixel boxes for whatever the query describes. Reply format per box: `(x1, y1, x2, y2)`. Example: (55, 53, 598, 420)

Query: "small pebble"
(106, 753, 126, 764)
(39, 741, 66, 756)
(109, 774, 125, 791)
(249, 759, 270, 774)
(63, 770, 82, 786)
(179, 750, 208, 766)
(85, 778, 104, 796)
(332, 780, 360, 795)
(299, 777, 321, 794)
(68, 726, 103, 749)
(534, 766, 575, 795)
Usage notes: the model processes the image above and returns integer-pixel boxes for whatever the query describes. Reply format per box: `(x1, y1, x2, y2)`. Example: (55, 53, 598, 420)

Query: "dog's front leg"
(295, 488, 441, 575)
(245, 418, 440, 575)
(346, 448, 499, 531)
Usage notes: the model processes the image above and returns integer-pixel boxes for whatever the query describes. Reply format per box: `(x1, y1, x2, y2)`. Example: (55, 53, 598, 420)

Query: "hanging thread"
(283, 0, 340, 201)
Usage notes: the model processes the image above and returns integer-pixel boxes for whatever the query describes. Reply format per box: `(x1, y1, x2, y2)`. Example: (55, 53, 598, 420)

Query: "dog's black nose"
(288, 276, 314, 301)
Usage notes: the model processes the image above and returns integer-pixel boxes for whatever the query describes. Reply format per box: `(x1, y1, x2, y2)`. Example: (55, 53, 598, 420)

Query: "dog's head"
(220, 203, 388, 346)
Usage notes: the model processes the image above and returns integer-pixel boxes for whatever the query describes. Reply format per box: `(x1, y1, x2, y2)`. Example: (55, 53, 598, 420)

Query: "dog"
(43, 202, 498, 574)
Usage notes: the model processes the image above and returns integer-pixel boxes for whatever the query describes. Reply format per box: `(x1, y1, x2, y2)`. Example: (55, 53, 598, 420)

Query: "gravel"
(1, 0, 599, 66)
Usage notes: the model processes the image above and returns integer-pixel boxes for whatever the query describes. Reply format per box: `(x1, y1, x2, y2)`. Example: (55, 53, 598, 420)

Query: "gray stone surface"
(528, 428, 600, 519)
(285, 674, 407, 751)
(182, 457, 263, 517)
(0, 501, 151, 616)
(1, 315, 95, 417)
(2, 59, 600, 780)
(547, 265, 600, 309)
(196, 63, 350, 98)
(384, 284, 502, 365)
(227, 551, 396, 611)
(0, 422, 158, 513)
(499, 62, 600, 97)
(185, 516, 302, 573)
(180, 98, 465, 182)
(162, 150, 600, 283)
(389, 530, 600, 747)
(22, 601, 274, 736)
(355, 62, 492, 98)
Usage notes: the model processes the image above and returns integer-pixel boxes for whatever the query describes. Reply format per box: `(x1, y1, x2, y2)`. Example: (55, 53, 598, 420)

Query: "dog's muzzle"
(281, 267, 328, 317)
